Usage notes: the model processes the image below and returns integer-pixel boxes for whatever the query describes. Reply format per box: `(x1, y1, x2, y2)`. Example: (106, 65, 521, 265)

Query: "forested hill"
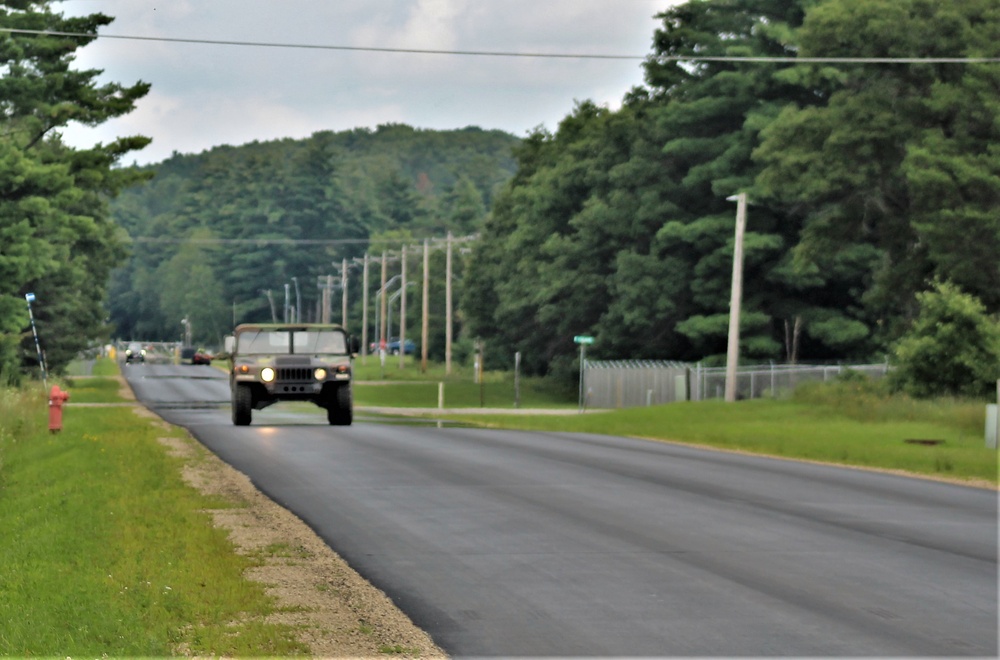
(107, 124, 520, 343)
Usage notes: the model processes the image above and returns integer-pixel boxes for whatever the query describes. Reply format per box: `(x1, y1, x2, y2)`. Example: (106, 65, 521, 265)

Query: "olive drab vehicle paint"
(228, 323, 360, 426)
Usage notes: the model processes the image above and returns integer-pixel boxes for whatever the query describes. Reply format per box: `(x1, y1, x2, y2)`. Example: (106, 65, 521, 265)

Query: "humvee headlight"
(260, 367, 276, 383)
(314, 368, 327, 381)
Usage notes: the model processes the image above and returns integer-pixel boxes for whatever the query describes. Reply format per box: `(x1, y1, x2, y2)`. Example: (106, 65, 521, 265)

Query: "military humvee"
(228, 323, 360, 426)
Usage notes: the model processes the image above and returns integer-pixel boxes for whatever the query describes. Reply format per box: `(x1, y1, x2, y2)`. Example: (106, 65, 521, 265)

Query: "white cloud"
(57, 0, 673, 164)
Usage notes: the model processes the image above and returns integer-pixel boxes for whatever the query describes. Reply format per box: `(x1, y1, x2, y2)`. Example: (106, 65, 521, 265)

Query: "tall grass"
(791, 377, 985, 431)
(0, 362, 307, 656)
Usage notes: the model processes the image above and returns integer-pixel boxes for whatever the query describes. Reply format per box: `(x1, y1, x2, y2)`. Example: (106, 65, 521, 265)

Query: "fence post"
(514, 351, 521, 409)
(990, 380, 1000, 450)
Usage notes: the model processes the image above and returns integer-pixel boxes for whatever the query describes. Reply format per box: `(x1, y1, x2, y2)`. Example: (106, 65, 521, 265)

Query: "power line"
(2, 28, 998, 63)
(674, 55, 1000, 64)
(131, 236, 475, 245)
(0, 28, 642, 60)
(133, 237, 370, 245)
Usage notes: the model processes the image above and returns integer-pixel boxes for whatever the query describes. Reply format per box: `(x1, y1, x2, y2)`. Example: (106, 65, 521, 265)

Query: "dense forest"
(106, 124, 520, 349)
(3, 0, 999, 394)
(463, 0, 1000, 380)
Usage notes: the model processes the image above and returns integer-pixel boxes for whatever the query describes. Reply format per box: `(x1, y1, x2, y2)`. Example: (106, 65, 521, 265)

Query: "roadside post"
(25, 293, 47, 388)
(514, 351, 521, 409)
(574, 335, 594, 413)
(476, 340, 485, 407)
(988, 380, 1000, 450)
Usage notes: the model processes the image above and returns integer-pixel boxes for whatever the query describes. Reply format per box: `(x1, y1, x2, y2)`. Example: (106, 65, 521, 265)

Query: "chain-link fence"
(692, 363, 890, 402)
(583, 361, 691, 409)
(584, 361, 890, 409)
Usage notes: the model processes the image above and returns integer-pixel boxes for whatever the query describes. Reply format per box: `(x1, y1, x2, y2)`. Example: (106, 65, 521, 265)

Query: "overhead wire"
(1, 27, 998, 63)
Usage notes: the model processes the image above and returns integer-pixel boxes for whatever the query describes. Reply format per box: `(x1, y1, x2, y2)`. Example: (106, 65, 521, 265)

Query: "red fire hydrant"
(48, 385, 70, 433)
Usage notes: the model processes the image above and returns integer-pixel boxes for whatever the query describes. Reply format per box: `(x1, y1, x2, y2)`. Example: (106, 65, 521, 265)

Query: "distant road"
(124, 363, 998, 657)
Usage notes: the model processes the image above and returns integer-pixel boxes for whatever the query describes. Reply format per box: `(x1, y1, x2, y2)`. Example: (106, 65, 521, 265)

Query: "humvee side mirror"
(224, 335, 235, 354)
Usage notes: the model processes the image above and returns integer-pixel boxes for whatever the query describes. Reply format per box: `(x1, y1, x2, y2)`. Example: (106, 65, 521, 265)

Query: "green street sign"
(573, 335, 594, 345)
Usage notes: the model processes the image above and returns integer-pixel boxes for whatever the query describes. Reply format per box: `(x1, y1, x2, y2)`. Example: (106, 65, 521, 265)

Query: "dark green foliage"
(0, 1, 150, 382)
(464, 0, 1000, 395)
(755, 0, 1000, 340)
(890, 281, 1000, 399)
(465, 0, 853, 378)
(107, 125, 518, 345)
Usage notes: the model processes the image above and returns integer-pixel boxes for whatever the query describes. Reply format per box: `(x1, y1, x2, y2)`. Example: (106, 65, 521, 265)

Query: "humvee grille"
(278, 367, 313, 381)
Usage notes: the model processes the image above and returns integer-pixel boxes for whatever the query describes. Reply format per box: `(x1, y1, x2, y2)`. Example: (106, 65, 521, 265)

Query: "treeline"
(4, 0, 1000, 392)
(0, 1, 150, 383)
(107, 125, 520, 347)
(463, 0, 1000, 381)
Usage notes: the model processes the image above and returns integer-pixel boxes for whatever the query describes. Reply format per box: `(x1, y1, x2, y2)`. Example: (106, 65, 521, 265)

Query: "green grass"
(0, 361, 308, 656)
(2, 357, 993, 654)
(355, 363, 997, 485)
(353, 356, 576, 409)
(355, 378, 573, 409)
(61, 374, 124, 403)
(435, 380, 999, 486)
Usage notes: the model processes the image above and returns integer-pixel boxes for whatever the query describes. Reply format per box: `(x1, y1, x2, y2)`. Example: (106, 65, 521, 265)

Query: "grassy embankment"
(0, 358, 307, 656)
(354, 357, 997, 486)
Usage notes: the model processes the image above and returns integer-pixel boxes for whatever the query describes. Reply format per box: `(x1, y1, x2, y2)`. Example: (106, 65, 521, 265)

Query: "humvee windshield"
(237, 330, 347, 355)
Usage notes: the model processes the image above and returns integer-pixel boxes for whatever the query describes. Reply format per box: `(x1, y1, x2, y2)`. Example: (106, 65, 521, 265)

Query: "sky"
(55, 0, 677, 165)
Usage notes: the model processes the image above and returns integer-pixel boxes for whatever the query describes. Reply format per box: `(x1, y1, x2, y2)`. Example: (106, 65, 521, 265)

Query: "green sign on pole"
(574, 335, 594, 345)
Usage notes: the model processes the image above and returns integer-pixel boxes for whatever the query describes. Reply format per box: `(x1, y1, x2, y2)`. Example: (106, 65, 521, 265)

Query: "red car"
(181, 346, 212, 365)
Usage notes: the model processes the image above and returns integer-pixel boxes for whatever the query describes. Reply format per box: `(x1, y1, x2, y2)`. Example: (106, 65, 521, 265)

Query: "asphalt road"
(123, 362, 998, 657)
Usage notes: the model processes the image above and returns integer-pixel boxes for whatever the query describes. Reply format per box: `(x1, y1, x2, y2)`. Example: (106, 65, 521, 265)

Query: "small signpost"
(574, 335, 594, 412)
(24, 293, 47, 388)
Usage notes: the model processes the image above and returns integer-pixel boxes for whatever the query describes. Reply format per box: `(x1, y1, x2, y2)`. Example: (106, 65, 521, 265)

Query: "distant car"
(124, 342, 145, 364)
(369, 337, 417, 355)
(180, 346, 211, 365)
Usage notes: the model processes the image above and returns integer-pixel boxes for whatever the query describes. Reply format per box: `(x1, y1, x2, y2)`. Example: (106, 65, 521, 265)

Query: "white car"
(124, 342, 146, 364)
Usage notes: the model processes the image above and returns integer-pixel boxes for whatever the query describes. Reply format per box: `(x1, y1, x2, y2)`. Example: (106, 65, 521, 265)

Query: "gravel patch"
(121, 376, 447, 658)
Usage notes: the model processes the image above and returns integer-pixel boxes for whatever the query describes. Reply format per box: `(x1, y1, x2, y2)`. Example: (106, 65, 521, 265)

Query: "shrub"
(890, 280, 1000, 399)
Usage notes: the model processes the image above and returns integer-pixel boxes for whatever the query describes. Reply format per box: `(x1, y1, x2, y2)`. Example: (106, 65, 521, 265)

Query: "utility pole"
(264, 289, 277, 322)
(445, 232, 453, 375)
(292, 276, 301, 323)
(725, 192, 748, 402)
(341, 258, 349, 328)
(380, 251, 388, 351)
(321, 274, 332, 323)
(361, 254, 369, 362)
(399, 246, 407, 369)
(421, 238, 429, 373)
(283, 283, 290, 323)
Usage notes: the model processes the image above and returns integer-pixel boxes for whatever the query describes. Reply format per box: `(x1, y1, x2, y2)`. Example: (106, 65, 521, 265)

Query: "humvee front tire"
(233, 383, 253, 426)
(327, 384, 353, 426)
